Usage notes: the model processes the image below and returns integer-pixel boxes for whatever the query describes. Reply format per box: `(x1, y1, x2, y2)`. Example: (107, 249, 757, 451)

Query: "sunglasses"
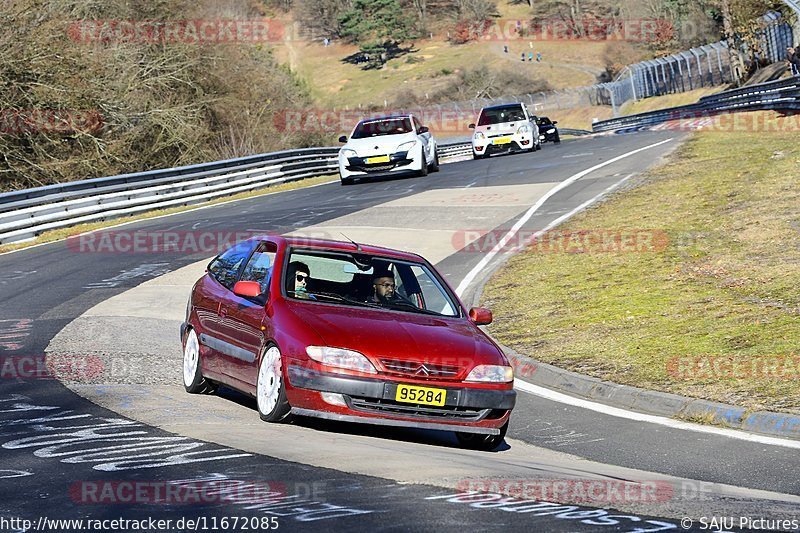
(296, 273, 308, 282)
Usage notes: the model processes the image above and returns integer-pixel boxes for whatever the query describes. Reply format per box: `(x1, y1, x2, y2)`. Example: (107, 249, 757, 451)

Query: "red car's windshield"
(284, 249, 460, 318)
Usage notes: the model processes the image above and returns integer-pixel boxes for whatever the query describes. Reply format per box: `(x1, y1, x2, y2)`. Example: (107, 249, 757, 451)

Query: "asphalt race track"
(1, 131, 798, 533)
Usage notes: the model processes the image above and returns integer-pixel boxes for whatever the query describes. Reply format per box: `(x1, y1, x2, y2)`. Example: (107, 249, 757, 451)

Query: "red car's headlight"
(306, 346, 377, 374)
(465, 365, 514, 383)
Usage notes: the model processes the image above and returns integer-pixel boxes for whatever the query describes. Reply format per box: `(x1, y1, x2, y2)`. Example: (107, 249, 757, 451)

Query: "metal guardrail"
(559, 128, 592, 137)
(591, 76, 800, 133)
(0, 141, 471, 245)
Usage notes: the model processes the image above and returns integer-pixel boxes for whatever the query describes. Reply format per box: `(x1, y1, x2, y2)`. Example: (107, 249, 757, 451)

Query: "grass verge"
(0, 175, 337, 255)
(482, 111, 800, 415)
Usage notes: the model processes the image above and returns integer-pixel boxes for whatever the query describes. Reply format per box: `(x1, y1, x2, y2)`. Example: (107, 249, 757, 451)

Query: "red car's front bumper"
(286, 364, 516, 435)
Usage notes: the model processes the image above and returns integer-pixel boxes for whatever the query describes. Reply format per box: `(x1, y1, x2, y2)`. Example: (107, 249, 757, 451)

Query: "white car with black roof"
(338, 114, 439, 185)
(469, 103, 541, 159)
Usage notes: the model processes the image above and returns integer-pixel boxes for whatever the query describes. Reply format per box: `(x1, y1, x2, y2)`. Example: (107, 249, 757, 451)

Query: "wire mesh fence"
(343, 11, 794, 126)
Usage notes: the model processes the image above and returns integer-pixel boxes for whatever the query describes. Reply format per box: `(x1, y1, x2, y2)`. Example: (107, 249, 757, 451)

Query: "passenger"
(287, 261, 313, 300)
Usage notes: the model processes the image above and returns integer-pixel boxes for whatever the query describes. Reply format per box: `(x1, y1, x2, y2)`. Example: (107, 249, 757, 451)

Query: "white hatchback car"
(338, 115, 439, 185)
(469, 103, 541, 159)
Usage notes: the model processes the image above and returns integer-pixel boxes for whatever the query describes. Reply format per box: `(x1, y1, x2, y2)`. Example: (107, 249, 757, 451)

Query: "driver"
(371, 269, 411, 305)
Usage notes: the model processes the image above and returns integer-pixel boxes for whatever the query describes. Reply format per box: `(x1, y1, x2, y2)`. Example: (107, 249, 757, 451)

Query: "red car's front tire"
(257, 344, 292, 422)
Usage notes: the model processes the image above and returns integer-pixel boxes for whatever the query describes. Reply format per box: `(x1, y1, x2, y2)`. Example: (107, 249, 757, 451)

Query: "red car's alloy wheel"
(183, 329, 217, 394)
(257, 345, 291, 422)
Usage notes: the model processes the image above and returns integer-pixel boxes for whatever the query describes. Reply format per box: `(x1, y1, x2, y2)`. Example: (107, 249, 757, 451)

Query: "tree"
(295, 0, 353, 39)
(338, 0, 419, 66)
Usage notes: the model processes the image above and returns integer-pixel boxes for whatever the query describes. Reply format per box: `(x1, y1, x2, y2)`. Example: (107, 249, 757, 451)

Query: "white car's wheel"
(430, 148, 440, 172)
(417, 151, 428, 177)
(257, 345, 291, 422)
(183, 329, 216, 394)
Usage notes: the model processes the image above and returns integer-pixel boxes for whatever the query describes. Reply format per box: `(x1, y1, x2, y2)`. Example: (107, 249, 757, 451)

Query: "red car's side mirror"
(469, 307, 493, 326)
(233, 281, 262, 299)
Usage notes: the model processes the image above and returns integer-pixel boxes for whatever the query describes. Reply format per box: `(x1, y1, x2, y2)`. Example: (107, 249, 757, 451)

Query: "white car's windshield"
(478, 105, 526, 126)
(285, 249, 459, 317)
(352, 118, 413, 139)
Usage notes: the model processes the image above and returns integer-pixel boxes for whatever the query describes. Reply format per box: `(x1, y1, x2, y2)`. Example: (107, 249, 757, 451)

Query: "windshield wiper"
(307, 291, 385, 310)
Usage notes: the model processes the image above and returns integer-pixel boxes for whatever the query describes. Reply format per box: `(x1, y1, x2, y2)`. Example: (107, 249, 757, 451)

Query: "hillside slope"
(0, 0, 321, 191)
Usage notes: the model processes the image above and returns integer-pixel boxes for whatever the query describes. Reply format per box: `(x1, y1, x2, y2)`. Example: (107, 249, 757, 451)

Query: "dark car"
(536, 116, 560, 143)
(181, 236, 516, 451)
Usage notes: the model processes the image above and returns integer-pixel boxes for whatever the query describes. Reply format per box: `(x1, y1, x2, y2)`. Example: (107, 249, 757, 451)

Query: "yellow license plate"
(366, 155, 390, 164)
(493, 137, 512, 145)
(395, 384, 447, 406)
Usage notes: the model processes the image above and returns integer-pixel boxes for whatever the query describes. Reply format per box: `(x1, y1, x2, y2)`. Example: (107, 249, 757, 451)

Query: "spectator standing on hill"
(537, 52, 542, 62)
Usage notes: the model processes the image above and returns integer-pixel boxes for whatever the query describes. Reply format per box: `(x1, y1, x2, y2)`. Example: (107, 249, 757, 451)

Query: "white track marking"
(455, 138, 673, 297)
(514, 379, 800, 450)
(449, 136, 800, 448)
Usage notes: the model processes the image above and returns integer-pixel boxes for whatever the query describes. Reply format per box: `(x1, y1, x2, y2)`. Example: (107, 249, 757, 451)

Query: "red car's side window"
(239, 242, 277, 295)
(207, 242, 256, 290)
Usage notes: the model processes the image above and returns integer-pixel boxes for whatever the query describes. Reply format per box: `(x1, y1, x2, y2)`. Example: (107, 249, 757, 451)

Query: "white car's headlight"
(465, 365, 514, 383)
(547, 128, 556, 134)
(474, 131, 485, 140)
(396, 141, 417, 153)
(306, 346, 377, 374)
(341, 148, 358, 159)
(517, 125, 530, 134)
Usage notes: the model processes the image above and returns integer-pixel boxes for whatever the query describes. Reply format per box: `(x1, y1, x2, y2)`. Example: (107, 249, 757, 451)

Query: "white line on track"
(514, 379, 800, 450)
(451, 136, 800, 448)
(454, 137, 673, 296)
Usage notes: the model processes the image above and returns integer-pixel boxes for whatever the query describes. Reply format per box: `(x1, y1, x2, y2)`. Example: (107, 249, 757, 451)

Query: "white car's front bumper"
(472, 131, 534, 156)
(339, 145, 424, 180)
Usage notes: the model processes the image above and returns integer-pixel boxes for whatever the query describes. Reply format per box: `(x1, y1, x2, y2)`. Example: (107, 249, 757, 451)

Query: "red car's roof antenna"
(341, 233, 362, 251)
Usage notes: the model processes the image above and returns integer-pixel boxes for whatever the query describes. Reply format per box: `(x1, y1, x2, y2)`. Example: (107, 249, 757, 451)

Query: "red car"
(181, 236, 515, 450)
